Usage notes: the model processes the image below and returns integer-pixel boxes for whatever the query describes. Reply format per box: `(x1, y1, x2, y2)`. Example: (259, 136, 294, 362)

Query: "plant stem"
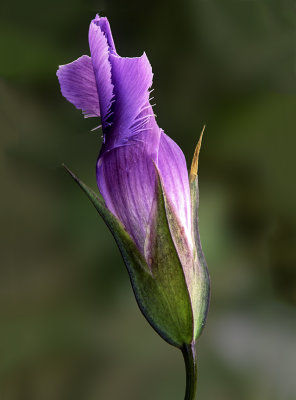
(182, 341, 198, 400)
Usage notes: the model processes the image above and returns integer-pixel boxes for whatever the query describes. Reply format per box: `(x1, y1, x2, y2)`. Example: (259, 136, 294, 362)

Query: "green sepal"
(144, 166, 194, 346)
(189, 130, 210, 340)
(190, 176, 210, 339)
(63, 165, 194, 348)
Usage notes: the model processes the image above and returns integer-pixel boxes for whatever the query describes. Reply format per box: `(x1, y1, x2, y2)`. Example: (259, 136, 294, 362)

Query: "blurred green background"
(1, 0, 296, 399)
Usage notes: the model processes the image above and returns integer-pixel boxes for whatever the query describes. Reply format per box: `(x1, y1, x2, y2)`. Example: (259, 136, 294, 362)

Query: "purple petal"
(93, 15, 116, 52)
(102, 53, 154, 152)
(95, 31, 163, 251)
(58, 15, 192, 255)
(89, 17, 114, 129)
(97, 129, 160, 252)
(56, 55, 100, 118)
(158, 132, 192, 245)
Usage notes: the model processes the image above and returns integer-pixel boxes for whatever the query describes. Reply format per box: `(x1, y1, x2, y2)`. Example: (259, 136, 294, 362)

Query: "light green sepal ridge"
(64, 165, 194, 348)
(189, 129, 210, 340)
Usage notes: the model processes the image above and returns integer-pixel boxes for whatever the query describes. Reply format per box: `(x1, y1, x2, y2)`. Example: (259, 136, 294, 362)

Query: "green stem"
(182, 341, 198, 400)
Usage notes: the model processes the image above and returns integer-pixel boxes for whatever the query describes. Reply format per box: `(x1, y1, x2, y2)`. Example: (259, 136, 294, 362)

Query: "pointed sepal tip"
(189, 125, 205, 184)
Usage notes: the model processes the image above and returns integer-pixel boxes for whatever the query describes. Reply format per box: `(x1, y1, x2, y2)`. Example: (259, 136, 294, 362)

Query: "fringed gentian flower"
(57, 14, 210, 400)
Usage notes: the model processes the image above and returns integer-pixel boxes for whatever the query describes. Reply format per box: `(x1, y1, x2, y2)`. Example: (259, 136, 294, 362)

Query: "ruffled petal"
(56, 55, 100, 118)
(89, 17, 114, 129)
(92, 14, 116, 52)
(103, 52, 154, 151)
(157, 132, 192, 245)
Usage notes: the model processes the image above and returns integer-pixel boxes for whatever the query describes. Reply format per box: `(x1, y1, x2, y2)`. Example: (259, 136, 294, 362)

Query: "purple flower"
(58, 15, 210, 398)
(57, 14, 192, 257)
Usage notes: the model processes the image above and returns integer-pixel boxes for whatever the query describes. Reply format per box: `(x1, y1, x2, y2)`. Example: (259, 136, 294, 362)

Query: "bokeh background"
(1, 0, 296, 399)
